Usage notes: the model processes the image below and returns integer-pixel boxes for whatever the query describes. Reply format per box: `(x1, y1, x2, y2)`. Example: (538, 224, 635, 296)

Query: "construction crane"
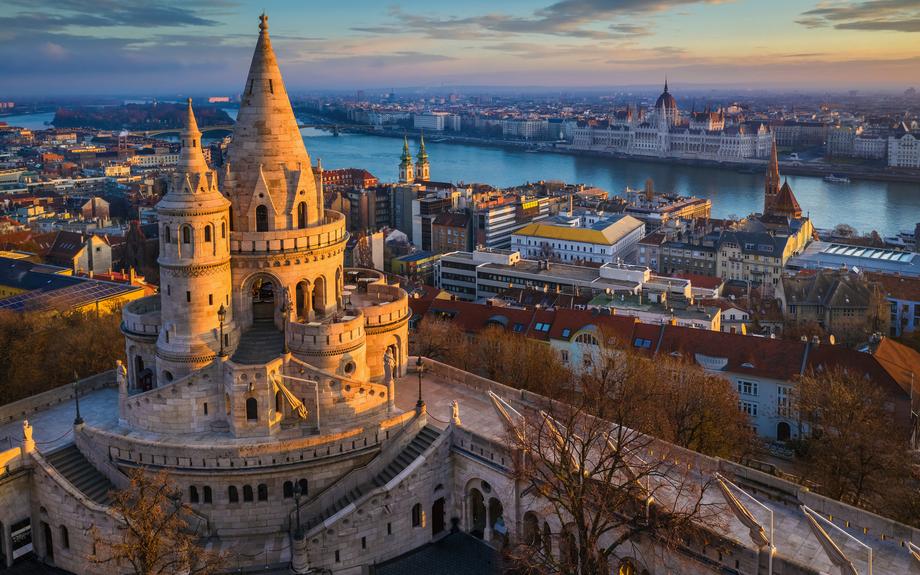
(820, 101, 844, 145)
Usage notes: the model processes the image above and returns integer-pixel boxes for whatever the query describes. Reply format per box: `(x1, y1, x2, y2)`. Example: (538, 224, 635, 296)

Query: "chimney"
(811, 335, 820, 347)
(129, 268, 136, 284)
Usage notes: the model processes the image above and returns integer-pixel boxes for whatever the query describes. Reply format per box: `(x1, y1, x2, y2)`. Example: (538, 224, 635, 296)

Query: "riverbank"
(342, 126, 920, 185)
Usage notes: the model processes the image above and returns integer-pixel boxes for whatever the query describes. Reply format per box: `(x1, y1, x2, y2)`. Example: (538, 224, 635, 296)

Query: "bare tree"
(537, 241, 561, 262)
(352, 232, 374, 269)
(411, 316, 469, 368)
(792, 367, 918, 517)
(505, 370, 726, 575)
(89, 467, 230, 575)
(643, 177, 654, 202)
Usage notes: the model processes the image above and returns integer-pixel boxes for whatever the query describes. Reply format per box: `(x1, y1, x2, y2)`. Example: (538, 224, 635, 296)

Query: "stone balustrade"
(230, 211, 346, 254)
(121, 294, 162, 337)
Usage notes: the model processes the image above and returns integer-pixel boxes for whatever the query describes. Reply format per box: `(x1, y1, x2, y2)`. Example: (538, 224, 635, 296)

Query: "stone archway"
(488, 497, 506, 545)
(295, 280, 312, 321)
(777, 421, 791, 442)
(240, 272, 284, 328)
(432, 497, 446, 537)
(312, 276, 327, 317)
(468, 488, 486, 537)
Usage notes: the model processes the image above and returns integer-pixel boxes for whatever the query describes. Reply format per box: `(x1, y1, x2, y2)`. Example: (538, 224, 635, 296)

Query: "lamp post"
(72, 372, 83, 425)
(415, 356, 425, 410)
(292, 479, 303, 538)
(282, 296, 292, 355)
(217, 304, 227, 357)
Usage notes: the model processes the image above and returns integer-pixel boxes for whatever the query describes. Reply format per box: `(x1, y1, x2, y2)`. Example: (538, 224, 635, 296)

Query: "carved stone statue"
(23, 420, 32, 442)
(116, 360, 128, 394)
(450, 400, 461, 425)
(383, 349, 394, 383)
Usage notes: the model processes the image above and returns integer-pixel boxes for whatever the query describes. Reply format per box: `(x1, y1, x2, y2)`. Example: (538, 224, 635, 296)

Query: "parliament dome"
(655, 80, 677, 111)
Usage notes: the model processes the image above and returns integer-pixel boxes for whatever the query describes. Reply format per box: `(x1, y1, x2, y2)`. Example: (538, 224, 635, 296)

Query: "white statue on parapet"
(116, 360, 128, 394)
(451, 400, 461, 426)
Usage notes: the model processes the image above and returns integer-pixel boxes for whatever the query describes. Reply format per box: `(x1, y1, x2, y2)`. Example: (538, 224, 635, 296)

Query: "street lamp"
(217, 304, 227, 357)
(292, 479, 303, 538)
(72, 372, 84, 425)
(415, 356, 425, 410)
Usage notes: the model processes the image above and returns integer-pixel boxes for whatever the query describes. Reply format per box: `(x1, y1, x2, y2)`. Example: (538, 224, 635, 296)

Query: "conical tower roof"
(767, 138, 779, 181)
(159, 100, 229, 212)
(224, 13, 317, 228)
(770, 177, 802, 218)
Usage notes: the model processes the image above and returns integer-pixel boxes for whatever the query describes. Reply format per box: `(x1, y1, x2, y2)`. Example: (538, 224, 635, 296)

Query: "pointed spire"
(416, 130, 429, 165)
(664, 76, 668, 92)
(400, 133, 413, 167)
(177, 98, 209, 175)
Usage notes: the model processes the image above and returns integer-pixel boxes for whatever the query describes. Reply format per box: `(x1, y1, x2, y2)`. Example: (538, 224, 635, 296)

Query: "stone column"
(483, 504, 492, 542)
(117, 360, 128, 426)
(291, 532, 308, 573)
(384, 350, 396, 413)
(3, 521, 13, 568)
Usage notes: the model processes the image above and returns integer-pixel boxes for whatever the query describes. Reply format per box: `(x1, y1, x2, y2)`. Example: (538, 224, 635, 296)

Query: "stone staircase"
(303, 424, 441, 532)
(231, 321, 285, 365)
(45, 443, 115, 505)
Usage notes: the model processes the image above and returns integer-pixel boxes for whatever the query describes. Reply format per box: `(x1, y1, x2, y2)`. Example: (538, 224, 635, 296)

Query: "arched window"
(283, 481, 293, 499)
(258, 484, 268, 502)
(297, 202, 306, 229)
(204, 225, 212, 242)
(164, 225, 171, 244)
(575, 333, 598, 345)
(412, 503, 422, 527)
(189, 486, 199, 503)
(229, 206, 235, 231)
(221, 222, 227, 239)
(59, 525, 69, 550)
(256, 205, 269, 232)
(246, 398, 258, 421)
(298, 479, 308, 495)
(203, 486, 212, 504)
(229, 486, 239, 503)
(243, 485, 254, 503)
(183, 226, 191, 244)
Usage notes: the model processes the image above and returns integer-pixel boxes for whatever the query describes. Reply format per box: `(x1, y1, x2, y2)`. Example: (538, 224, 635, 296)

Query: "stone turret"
(222, 13, 322, 233)
(155, 100, 235, 383)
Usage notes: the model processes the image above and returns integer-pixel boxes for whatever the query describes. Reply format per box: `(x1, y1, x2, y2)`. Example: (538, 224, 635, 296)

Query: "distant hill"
(52, 103, 234, 130)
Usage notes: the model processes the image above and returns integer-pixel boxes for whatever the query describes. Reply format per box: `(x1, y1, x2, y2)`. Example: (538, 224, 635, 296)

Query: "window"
(299, 479, 308, 495)
(187, 291, 191, 303)
(740, 402, 758, 417)
(204, 486, 212, 504)
(204, 225, 212, 242)
(229, 486, 239, 503)
(209, 294, 213, 305)
(60, 525, 69, 550)
(575, 333, 598, 345)
(789, 305, 796, 313)
(512, 323, 525, 333)
(561, 350, 569, 362)
(183, 226, 191, 244)
(297, 202, 306, 229)
(246, 398, 258, 421)
(222, 222, 226, 238)
(412, 503, 422, 527)
(777, 386, 789, 417)
(738, 380, 758, 396)
(256, 205, 269, 232)
(243, 485, 254, 503)
(190, 486, 199, 503)
(283, 481, 293, 498)
(562, 329, 571, 338)
(164, 225, 171, 244)
(258, 484, 268, 502)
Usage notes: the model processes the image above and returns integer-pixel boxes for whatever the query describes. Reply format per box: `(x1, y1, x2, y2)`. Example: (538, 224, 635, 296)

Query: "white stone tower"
(398, 136, 415, 184)
(155, 100, 236, 383)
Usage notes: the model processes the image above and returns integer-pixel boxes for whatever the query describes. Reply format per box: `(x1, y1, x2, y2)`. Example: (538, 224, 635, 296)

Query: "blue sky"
(1, 0, 918, 96)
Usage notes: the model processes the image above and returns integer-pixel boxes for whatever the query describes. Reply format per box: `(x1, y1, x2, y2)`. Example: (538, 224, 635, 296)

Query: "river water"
(4, 111, 918, 236)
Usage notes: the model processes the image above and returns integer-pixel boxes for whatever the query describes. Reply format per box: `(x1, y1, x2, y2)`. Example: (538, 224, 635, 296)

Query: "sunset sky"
(2, 0, 919, 96)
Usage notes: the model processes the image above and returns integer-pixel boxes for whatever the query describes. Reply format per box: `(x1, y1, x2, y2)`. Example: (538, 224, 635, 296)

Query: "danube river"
(4, 111, 919, 236)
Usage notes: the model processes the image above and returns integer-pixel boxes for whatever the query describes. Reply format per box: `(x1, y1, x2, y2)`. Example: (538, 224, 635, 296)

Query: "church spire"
(664, 76, 668, 92)
(764, 137, 781, 212)
(416, 132, 429, 165)
(400, 134, 413, 167)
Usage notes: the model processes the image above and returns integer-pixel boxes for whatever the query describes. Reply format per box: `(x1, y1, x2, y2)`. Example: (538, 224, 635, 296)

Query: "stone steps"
(231, 321, 285, 365)
(45, 443, 115, 506)
(303, 425, 441, 531)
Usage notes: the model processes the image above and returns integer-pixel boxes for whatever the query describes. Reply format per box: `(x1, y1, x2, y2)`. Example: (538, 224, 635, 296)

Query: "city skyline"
(1, 0, 919, 96)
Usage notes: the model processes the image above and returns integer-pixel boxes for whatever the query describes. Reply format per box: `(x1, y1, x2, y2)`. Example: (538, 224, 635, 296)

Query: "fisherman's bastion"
(1, 14, 919, 575)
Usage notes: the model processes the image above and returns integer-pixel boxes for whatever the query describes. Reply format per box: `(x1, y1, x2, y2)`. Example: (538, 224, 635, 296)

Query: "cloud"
(797, 0, 920, 33)
(352, 0, 735, 40)
(0, 0, 224, 30)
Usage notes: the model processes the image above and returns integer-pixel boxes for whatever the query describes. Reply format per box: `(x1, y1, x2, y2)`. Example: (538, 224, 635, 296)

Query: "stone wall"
(124, 365, 223, 434)
(0, 447, 30, 568)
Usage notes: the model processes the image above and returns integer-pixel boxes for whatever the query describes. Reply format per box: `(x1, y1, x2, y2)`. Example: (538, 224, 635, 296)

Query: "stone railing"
(230, 211, 346, 254)
(289, 310, 365, 348)
(0, 370, 116, 424)
(284, 357, 389, 424)
(361, 284, 409, 329)
(122, 294, 162, 337)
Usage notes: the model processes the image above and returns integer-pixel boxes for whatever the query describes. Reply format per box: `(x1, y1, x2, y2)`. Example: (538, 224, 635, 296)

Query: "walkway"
(375, 531, 504, 575)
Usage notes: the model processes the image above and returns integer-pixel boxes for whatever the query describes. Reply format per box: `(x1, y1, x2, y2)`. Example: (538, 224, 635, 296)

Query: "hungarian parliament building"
(572, 82, 775, 159)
